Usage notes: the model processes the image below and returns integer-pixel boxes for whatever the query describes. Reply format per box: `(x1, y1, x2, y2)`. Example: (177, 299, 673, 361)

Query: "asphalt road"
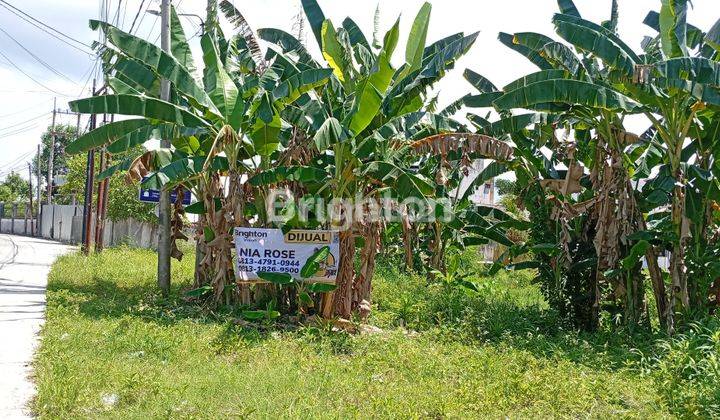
(0, 235, 73, 419)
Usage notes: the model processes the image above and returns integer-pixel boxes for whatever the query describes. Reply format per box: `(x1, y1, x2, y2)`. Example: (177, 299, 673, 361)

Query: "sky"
(0, 0, 718, 183)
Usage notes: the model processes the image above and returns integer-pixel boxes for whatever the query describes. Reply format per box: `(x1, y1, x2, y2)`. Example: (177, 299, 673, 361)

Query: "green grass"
(33, 247, 719, 418)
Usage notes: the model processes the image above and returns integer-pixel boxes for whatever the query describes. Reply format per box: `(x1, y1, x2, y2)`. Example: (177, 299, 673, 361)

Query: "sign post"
(234, 228, 340, 283)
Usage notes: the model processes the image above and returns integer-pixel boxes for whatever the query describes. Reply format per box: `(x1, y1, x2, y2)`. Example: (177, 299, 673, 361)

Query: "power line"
(0, 100, 49, 118)
(0, 112, 49, 132)
(0, 27, 79, 85)
(0, 48, 72, 96)
(0, 0, 94, 49)
(0, 149, 35, 172)
(0, 3, 93, 56)
(128, 0, 147, 34)
(0, 123, 41, 140)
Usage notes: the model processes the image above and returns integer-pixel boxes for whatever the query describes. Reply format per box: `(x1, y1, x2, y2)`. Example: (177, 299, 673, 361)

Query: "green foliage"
(0, 171, 31, 203)
(34, 123, 78, 182)
(59, 152, 156, 223)
(34, 247, 696, 418)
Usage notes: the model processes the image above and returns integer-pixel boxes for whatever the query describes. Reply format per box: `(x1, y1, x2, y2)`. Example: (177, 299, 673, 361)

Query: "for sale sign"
(234, 228, 340, 283)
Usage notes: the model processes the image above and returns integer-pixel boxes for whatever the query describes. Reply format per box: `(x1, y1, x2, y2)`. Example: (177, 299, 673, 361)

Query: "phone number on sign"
(237, 265, 300, 274)
(237, 258, 300, 267)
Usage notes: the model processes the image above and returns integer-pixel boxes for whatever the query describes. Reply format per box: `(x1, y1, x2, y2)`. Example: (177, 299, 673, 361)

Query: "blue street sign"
(139, 187, 192, 205)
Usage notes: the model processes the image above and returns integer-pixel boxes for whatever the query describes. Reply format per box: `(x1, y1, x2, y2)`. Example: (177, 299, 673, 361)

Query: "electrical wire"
(0, 0, 94, 49)
(0, 149, 35, 172)
(0, 48, 73, 97)
(0, 3, 93, 56)
(127, 0, 147, 34)
(0, 27, 79, 85)
(0, 100, 49, 118)
(0, 112, 48, 132)
(0, 123, 41, 140)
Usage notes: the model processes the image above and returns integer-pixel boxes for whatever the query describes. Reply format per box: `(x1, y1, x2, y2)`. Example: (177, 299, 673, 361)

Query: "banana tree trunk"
(636, 212, 670, 330)
(669, 181, 690, 321)
(330, 229, 355, 318)
(401, 206, 414, 271)
(201, 173, 235, 303)
(352, 221, 381, 318)
(194, 214, 208, 287)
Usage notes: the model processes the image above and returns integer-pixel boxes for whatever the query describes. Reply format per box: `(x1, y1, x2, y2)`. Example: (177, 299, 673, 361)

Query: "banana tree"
(454, 0, 674, 329)
(627, 2, 720, 329)
(249, 0, 479, 318)
(66, 1, 334, 303)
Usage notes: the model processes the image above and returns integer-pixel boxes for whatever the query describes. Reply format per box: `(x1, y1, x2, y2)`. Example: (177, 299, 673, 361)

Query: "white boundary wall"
(0, 204, 157, 249)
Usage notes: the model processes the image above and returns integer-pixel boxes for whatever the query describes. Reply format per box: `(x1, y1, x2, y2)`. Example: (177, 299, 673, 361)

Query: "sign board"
(234, 227, 340, 283)
(138, 187, 192, 205)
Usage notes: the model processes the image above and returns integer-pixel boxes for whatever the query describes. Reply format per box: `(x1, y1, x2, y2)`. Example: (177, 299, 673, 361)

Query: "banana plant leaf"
(473, 205, 531, 230)
(314, 117, 349, 151)
(553, 14, 641, 63)
(399, 2, 432, 81)
(707, 18, 720, 51)
(342, 17, 371, 50)
(96, 155, 135, 181)
(494, 79, 642, 113)
(108, 77, 140, 95)
(463, 69, 498, 93)
(144, 155, 229, 190)
(643, 10, 705, 50)
(109, 55, 159, 95)
(170, 6, 197, 76)
(66, 119, 150, 154)
(69, 95, 210, 128)
(604, 0, 619, 33)
(321, 20, 352, 87)
(503, 69, 569, 91)
(91, 20, 213, 111)
(541, 42, 584, 75)
(258, 28, 317, 67)
(659, 0, 689, 58)
(219, 0, 264, 68)
(301, 0, 326, 48)
(485, 113, 553, 137)
(364, 161, 434, 200)
(439, 95, 470, 117)
(498, 32, 552, 70)
(654, 57, 720, 86)
(248, 166, 328, 186)
(108, 124, 176, 154)
(421, 33, 463, 66)
(654, 78, 720, 106)
(553, 17, 636, 77)
(460, 161, 509, 201)
(272, 68, 333, 104)
(467, 113, 492, 131)
(386, 32, 478, 115)
(557, 0, 581, 17)
(201, 32, 242, 124)
(347, 21, 399, 135)
(464, 92, 503, 108)
(513, 32, 554, 51)
(250, 101, 282, 156)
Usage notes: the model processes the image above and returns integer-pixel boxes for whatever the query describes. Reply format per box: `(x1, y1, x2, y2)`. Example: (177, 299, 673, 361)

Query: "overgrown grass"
(33, 246, 719, 418)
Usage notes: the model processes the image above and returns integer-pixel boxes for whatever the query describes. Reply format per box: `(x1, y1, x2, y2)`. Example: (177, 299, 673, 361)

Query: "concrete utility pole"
(36, 144, 41, 235)
(28, 163, 34, 236)
(157, 0, 172, 296)
(81, 80, 97, 255)
(46, 97, 56, 204)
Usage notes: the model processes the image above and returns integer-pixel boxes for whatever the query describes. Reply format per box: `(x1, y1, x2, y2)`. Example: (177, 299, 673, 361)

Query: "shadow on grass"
(46, 257, 661, 374)
(371, 265, 663, 373)
(48, 277, 245, 326)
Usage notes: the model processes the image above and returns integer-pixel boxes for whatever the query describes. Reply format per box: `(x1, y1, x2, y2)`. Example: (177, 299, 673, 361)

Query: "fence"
(0, 203, 157, 249)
